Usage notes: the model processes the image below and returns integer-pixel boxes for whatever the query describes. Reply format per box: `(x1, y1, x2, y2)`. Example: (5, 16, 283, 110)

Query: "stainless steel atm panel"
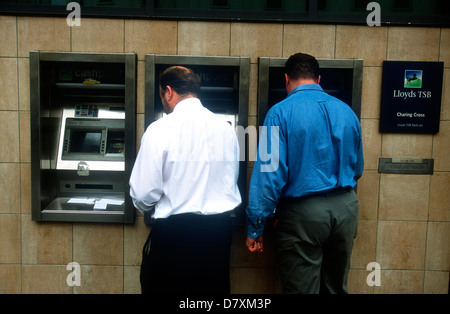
(258, 57, 363, 126)
(30, 51, 136, 223)
(144, 54, 250, 222)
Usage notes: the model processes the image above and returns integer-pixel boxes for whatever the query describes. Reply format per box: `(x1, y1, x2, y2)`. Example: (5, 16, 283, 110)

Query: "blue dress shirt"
(246, 84, 364, 238)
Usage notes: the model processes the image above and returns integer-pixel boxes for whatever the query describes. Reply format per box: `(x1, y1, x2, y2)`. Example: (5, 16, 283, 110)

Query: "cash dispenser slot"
(74, 184, 114, 190)
(30, 51, 136, 223)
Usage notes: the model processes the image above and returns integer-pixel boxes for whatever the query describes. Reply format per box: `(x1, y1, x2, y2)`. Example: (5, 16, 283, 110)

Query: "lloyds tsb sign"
(380, 61, 444, 134)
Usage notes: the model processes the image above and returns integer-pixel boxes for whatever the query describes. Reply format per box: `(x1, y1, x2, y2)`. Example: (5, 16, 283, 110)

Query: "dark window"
(0, 0, 448, 26)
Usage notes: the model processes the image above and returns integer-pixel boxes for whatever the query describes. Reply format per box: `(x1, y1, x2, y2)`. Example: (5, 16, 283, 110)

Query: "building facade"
(0, 4, 449, 293)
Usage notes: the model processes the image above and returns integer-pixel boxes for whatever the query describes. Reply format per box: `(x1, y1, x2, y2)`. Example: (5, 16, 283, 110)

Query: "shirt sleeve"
(246, 115, 288, 239)
(129, 123, 165, 213)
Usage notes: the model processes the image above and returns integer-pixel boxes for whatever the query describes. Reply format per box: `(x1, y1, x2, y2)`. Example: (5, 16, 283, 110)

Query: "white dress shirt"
(129, 97, 242, 218)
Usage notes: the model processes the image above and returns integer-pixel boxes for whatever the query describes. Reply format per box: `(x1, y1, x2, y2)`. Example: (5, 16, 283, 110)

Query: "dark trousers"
(274, 188, 358, 294)
(140, 211, 233, 294)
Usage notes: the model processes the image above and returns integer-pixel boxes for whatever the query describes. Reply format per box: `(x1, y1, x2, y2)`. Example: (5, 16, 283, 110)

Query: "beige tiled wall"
(0, 15, 448, 294)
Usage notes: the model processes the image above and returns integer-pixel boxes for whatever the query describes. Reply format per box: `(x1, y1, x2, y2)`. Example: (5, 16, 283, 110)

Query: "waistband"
(280, 187, 354, 204)
(155, 210, 233, 224)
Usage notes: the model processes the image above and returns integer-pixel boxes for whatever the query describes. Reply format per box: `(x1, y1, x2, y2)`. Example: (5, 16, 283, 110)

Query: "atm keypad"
(107, 143, 124, 154)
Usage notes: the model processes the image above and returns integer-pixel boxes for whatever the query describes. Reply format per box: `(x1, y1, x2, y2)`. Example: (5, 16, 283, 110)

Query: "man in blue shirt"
(246, 53, 364, 294)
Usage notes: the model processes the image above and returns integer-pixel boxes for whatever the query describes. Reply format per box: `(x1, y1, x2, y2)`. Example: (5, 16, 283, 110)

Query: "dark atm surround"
(258, 57, 363, 126)
(145, 54, 249, 128)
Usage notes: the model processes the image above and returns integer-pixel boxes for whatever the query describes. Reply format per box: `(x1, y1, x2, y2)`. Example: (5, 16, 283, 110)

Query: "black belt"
(280, 187, 353, 203)
(319, 187, 353, 197)
(155, 210, 232, 226)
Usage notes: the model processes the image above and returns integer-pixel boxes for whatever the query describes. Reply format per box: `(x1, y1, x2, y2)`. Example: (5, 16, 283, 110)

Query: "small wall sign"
(380, 61, 444, 134)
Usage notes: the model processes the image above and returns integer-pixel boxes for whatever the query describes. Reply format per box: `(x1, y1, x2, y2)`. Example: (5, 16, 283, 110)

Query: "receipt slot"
(258, 57, 363, 126)
(144, 54, 250, 222)
(30, 51, 136, 223)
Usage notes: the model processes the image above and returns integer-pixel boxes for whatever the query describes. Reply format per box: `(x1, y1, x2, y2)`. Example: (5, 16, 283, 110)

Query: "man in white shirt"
(129, 66, 241, 294)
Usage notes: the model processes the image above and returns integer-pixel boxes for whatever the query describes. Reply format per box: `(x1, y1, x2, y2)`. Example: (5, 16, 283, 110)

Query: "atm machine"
(258, 57, 363, 126)
(30, 51, 136, 223)
(144, 54, 250, 223)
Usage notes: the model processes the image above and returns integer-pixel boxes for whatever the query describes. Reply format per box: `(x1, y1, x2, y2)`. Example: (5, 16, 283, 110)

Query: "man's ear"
(165, 85, 173, 99)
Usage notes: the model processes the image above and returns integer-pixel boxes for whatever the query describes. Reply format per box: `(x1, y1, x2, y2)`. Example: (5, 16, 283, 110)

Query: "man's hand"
(246, 236, 264, 254)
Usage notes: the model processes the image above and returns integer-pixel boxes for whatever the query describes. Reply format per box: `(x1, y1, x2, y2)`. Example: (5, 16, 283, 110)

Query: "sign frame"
(379, 61, 444, 134)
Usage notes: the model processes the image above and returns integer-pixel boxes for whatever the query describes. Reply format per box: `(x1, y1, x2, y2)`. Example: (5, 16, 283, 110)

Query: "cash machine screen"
(59, 117, 125, 165)
(69, 131, 102, 153)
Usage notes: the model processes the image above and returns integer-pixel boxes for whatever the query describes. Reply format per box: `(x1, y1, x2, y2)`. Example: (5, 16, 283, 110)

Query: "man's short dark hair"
(159, 66, 201, 96)
(285, 53, 320, 82)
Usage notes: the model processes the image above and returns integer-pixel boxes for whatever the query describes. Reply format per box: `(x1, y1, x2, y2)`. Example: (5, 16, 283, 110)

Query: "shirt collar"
(172, 97, 203, 113)
(287, 84, 324, 97)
